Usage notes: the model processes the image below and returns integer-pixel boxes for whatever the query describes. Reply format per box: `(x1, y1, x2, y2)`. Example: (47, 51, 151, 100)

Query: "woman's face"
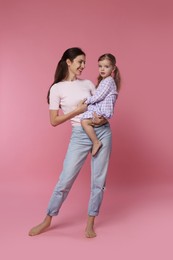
(67, 55, 86, 77)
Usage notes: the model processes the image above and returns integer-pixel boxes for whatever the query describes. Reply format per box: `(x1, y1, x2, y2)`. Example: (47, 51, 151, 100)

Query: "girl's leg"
(85, 123, 112, 237)
(81, 119, 102, 156)
(29, 127, 92, 236)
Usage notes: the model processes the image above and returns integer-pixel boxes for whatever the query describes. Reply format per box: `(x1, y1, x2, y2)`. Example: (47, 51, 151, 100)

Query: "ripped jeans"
(47, 123, 112, 217)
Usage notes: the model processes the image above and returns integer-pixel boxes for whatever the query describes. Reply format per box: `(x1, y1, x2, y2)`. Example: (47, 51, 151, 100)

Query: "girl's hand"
(76, 99, 87, 115)
(91, 112, 108, 126)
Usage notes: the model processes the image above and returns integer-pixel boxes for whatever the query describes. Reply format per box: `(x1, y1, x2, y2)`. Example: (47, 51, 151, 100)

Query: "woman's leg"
(29, 127, 92, 236)
(85, 123, 112, 237)
(81, 119, 102, 156)
(29, 215, 52, 236)
(85, 215, 96, 238)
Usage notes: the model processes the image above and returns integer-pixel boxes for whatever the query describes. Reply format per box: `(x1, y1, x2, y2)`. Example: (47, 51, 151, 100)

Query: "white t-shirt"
(49, 79, 96, 126)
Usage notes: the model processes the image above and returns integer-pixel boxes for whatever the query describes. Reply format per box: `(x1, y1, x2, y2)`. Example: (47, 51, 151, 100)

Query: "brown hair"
(97, 53, 121, 92)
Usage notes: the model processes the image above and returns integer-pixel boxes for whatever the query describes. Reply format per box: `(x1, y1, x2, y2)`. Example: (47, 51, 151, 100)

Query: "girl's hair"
(47, 47, 85, 104)
(97, 53, 121, 92)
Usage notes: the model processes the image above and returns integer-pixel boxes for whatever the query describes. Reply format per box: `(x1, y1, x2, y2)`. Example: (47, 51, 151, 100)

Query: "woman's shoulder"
(50, 81, 66, 91)
(78, 78, 95, 89)
(78, 78, 94, 84)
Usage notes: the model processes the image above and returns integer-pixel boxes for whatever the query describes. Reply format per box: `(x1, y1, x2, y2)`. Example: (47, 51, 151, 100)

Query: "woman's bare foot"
(85, 216, 96, 238)
(28, 215, 52, 236)
(92, 141, 102, 156)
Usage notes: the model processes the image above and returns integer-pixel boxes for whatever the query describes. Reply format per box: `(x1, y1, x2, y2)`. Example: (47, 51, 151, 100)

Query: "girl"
(29, 48, 113, 238)
(81, 54, 121, 156)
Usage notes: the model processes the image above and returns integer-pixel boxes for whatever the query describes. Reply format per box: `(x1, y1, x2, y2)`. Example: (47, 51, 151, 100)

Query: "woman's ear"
(66, 59, 71, 66)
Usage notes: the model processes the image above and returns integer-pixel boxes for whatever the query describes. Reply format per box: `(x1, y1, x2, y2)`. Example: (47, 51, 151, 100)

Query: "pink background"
(1, 0, 173, 259)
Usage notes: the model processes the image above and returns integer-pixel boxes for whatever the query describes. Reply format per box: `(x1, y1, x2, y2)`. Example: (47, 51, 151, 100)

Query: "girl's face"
(98, 59, 115, 78)
(67, 55, 86, 78)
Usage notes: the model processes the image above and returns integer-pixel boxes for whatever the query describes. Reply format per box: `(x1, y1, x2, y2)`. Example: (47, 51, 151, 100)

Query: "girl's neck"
(102, 75, 111, 80)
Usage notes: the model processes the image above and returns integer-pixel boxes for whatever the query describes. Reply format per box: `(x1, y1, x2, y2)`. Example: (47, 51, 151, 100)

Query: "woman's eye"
(79, 60, 85, 64)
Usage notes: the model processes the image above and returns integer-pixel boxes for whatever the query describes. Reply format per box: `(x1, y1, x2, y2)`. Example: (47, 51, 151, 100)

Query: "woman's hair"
(47, 47, 85, 104)
(97, 53, 121, 92)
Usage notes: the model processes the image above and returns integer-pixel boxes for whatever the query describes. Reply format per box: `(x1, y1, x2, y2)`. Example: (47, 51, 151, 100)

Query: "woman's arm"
(49, 99, 87, 127)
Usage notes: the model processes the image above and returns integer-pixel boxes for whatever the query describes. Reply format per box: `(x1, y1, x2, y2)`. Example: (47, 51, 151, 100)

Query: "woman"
(29, 47, 112, 238)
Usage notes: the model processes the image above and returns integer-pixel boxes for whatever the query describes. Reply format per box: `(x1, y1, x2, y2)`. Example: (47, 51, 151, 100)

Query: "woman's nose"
(81, 62, 85, 68)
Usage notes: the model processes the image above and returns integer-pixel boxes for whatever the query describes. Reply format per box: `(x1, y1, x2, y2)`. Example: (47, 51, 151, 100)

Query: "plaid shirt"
(82, 76, 118, 119)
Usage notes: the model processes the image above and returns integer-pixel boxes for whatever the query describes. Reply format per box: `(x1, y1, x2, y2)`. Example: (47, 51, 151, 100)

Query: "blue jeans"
(47, 123, 112, 217)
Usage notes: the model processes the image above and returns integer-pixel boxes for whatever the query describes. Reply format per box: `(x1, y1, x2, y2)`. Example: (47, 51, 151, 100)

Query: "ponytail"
(113, 66, 121, 92)
(47, 59, 68, 104)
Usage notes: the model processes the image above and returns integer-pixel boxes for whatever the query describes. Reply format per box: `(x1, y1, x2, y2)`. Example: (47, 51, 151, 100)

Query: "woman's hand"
(49, 99, 87, 127)
(91, 112, 108, 126)
(76, 99, 87, 115)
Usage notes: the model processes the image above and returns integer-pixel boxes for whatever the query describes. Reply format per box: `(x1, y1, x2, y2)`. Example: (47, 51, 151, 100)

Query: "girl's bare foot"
(92, 141, 102, 156)
(85, 216, 96, 238)
(28, 215, 52, 236)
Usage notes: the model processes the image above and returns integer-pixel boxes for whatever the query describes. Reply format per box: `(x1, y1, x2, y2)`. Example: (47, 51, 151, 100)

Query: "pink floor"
(1, 179, 173, 260)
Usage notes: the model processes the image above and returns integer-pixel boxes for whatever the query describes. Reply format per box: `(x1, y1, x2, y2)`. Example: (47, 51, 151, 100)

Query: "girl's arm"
(49, 99, 87, 127)
(87, 78, 113, 105)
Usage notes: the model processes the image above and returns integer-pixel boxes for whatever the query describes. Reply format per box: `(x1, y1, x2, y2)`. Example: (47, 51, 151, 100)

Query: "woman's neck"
(65, 73, 77, 81)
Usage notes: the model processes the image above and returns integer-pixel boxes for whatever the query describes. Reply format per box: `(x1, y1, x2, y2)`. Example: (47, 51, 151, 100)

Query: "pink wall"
(1, 0, 173, 186)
